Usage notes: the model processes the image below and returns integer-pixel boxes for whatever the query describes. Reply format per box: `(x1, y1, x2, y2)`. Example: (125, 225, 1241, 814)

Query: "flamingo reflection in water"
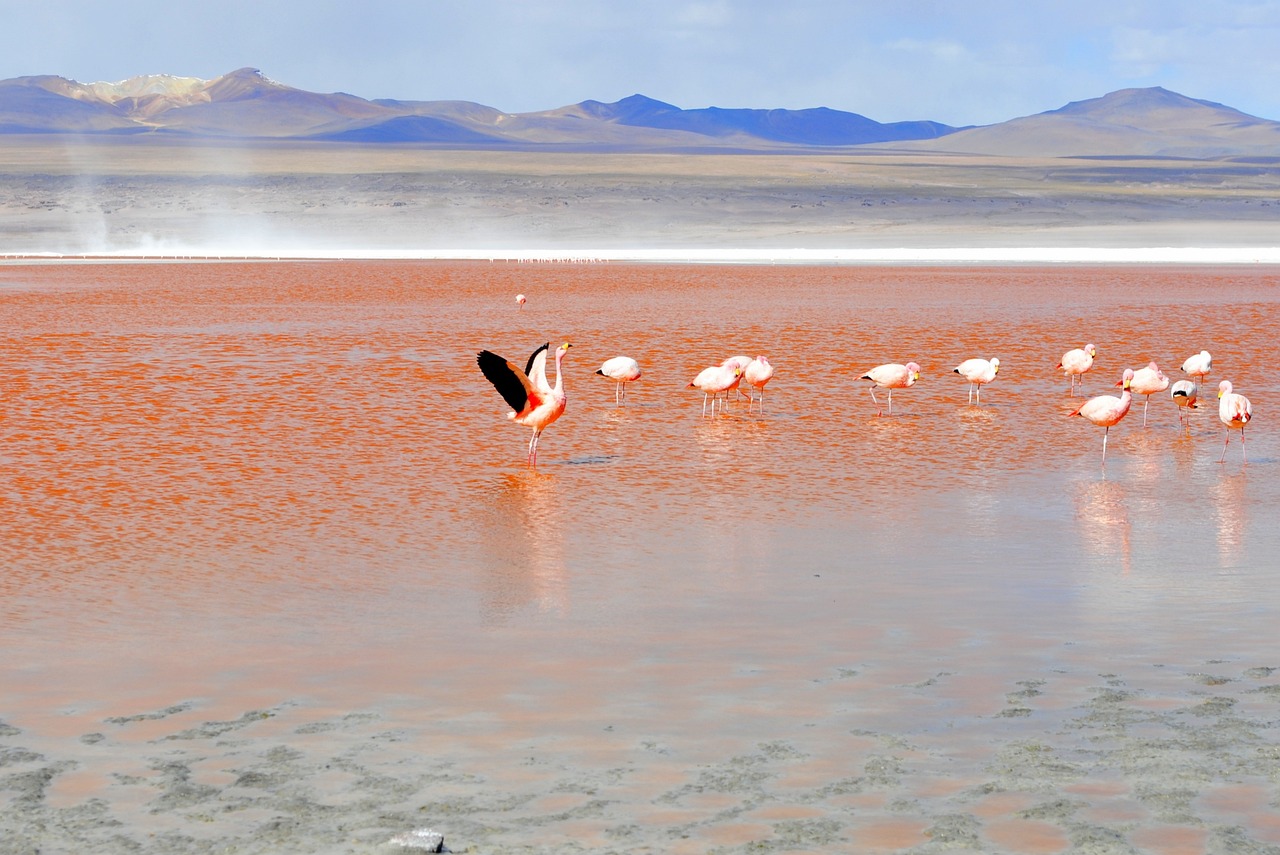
(480, 473, 569, 616)
(1075, 478, 1132, 575)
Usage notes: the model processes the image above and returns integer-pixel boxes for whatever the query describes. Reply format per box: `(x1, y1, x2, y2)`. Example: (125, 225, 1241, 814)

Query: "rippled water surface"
(3, 261, 1279, 851)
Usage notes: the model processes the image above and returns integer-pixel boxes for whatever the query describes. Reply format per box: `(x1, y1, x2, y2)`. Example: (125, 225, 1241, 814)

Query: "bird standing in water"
(1069, 368, 1134, 463)
(515, 294, 527, 308)
(477, 341, 571, 466)
(860, 362, 921, 416)
(1217, 380, 1252, 464)
(744, 356, 775, 412)
(1181, 350, 1212, 381)
(953, 357, 999, 404)
(1125, 360, 1169, 427)
(1170, 379, 1198, 429)
(596, 356, 641, 405)
(688, 363, 742, 416)
(1058, 344, 1097, 395)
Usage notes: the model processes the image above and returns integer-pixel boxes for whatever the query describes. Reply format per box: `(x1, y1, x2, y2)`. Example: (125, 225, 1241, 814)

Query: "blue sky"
(4, 1, 1280, 126)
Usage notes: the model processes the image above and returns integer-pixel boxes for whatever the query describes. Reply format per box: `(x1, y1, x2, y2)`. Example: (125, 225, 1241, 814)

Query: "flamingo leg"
(758, 388, 765, 414)
(887, 389, 893, 415)
(1101, 426, 1109, 463)
(869, 387, 880, 408)
(1142, 396, 1149, 427)
(1220, 431, 1230, 463)
(975, 384, 981, 404)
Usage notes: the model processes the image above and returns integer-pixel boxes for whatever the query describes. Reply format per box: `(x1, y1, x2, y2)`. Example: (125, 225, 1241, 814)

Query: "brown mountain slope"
(898, 87, 1280, 158)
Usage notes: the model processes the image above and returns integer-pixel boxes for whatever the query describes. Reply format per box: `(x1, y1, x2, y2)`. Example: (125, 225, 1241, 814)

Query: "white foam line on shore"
(6, 246, 1280, 264)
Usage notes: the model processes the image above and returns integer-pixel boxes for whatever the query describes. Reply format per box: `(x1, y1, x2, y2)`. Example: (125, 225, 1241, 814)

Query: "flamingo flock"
(477, 327, 1256, 468)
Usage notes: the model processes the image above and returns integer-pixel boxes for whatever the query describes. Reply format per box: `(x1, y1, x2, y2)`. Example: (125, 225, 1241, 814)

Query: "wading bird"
(596, 356, 641, 405)
(477, 341, 571, 466)
(1124, 361, 1169, 427)
(1058, 344, 1097, 395)
(953, 357, 999, 404)
(722, 355, 754, 403)
(515, 294, 526, 308)
(1068, 368, 1133, 463)
(1217, 380, 1253, 464)
(1170, 379, 1198, 428)
(688, 363, 742, 416)
(744, 356, 775, 412)
(1181, 350, 1212, 381)
(861, 362, 921, 416)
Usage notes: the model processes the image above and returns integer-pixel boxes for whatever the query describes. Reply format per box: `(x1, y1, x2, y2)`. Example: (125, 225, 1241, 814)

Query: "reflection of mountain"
(4, 69, 1280, 156)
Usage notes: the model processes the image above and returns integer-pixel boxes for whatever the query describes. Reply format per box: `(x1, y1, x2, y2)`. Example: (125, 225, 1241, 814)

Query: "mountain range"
(3, 67, 1279, 158)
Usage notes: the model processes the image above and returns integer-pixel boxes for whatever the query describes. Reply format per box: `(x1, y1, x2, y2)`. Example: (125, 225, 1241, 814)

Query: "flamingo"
(1123, 361, 1169, 427)
(477, 341, 571, 466)
(1068, 367, 1134, 463)
(1217, 380, 1253, 464)
(953, 357, 999, 404)
(860, 362, 921, 416)
(723, 355, 753, 403)
(1181, 350, 1212, 381)
(688, 363, 742, 416)
(515, 294, 527, 308)
(744, 355, 775, 412)
(1058, 344, 1097, 395)
(596, 356, 641, 405)
(1170, 379, 1199, 428)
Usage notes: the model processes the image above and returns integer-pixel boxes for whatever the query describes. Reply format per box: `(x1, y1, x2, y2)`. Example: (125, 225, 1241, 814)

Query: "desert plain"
(2, 136, 1279, 255)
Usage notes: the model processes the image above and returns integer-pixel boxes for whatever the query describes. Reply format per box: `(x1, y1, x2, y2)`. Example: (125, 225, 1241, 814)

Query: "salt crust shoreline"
(5, 246, 1280, 264)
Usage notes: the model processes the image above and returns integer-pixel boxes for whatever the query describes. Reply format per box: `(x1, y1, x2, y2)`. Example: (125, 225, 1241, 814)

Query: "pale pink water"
(2, 261, 1279, 851)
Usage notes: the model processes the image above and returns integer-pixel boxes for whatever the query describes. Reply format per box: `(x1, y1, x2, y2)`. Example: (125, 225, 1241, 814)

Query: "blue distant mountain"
(577, 94, 957, 145)
(0, 68, 959, 148)
(1, 68, 1277, 156)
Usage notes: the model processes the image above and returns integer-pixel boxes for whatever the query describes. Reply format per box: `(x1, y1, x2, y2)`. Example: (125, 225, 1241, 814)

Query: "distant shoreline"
(4, 246, 1280, 265)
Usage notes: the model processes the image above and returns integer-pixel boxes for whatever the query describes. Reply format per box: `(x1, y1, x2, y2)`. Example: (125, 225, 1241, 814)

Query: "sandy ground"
(4, 660, 1280, 854)
(1, 137, 1279, 255)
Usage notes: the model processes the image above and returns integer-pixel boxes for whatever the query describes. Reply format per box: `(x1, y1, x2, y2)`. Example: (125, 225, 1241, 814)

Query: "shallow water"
(2, 261, 1279, 852)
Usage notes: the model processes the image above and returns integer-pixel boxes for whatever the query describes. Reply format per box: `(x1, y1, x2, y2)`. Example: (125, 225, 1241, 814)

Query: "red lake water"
(2, 260, 1279, 852)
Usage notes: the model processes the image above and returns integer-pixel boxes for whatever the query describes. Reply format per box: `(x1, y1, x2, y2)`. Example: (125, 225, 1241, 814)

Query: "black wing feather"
(524, 342, 550, 378)
(477, 350, 530, 413)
